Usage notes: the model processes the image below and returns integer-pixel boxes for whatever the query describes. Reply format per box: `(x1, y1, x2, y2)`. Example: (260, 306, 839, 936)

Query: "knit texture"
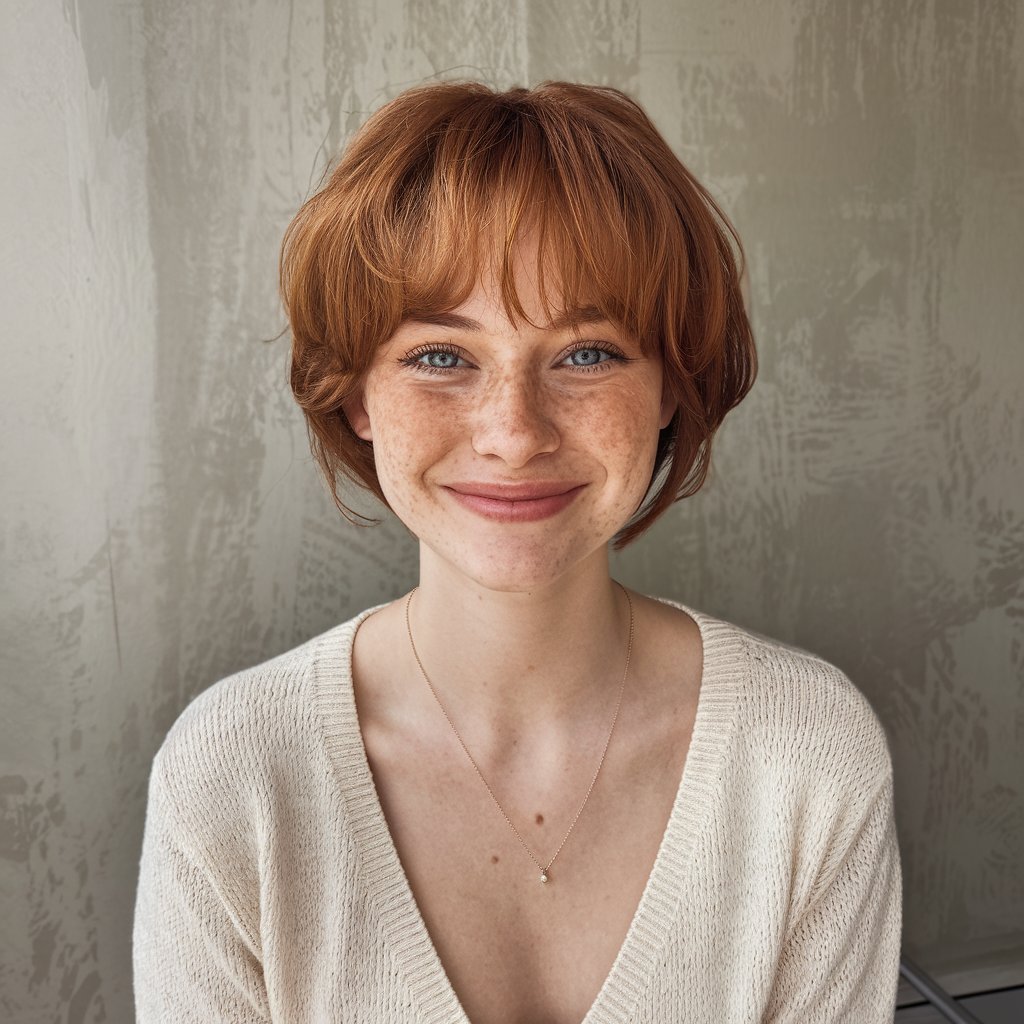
(133, 596, 903, 1022)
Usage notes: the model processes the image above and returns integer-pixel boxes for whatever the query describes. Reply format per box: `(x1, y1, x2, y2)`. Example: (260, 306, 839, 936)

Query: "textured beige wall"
(2, 0, 1021, 1019)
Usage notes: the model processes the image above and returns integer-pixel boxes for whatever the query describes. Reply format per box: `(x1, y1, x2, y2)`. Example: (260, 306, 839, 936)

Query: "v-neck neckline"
(313, 593, 746, 1024)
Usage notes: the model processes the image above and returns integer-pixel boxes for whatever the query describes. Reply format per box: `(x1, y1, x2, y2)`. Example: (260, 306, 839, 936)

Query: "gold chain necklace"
(404, 581, 634, 885)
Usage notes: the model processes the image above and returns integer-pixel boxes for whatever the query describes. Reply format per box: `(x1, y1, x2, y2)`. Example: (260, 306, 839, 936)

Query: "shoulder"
(147, 603, 385, 834)
(736, 623, 892, 783)
(655, 595, 893, 796)
(155, 629, 318, 788)
(641, 596, 900, 922)
(715, 621, 900, 910)
(727, 619, 895, 853)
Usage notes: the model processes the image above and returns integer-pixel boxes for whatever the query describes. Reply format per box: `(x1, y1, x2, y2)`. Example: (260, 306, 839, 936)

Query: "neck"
(405, 546, 632, 747)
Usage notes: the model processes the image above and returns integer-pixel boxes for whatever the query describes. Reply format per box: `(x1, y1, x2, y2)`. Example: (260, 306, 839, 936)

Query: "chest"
(358, 707, 696, 1024)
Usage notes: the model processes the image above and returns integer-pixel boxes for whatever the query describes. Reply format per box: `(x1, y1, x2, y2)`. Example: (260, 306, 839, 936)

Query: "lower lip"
(445, 485, 586, 522)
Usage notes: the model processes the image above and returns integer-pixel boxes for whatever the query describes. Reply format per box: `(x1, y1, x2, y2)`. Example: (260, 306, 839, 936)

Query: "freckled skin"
(342, 235, 675, 594)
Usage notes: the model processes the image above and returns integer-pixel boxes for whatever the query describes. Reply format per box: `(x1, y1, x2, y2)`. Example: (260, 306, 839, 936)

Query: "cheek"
(577, 383, 663, 479)
(365, 389, 453, 504)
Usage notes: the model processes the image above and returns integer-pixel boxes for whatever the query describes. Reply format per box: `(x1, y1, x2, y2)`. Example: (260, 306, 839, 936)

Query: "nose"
(470, 371, 561, 467)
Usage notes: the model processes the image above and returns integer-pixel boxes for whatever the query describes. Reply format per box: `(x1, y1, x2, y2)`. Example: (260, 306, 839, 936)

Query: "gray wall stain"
(2, 0, 1021, 1018)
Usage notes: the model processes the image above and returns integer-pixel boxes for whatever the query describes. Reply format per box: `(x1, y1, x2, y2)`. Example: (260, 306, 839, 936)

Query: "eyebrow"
(403, 305, 611, 332)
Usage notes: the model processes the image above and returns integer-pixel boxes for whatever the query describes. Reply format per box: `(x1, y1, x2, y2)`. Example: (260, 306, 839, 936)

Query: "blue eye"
(563, 344, 626, 372)
(566, 348, 610, 367)
(419, 350, 462, 369)
(398, 343, 467, 374)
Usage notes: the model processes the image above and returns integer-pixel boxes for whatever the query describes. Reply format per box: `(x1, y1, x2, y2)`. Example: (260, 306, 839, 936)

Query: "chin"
(426, 535, 594, 594)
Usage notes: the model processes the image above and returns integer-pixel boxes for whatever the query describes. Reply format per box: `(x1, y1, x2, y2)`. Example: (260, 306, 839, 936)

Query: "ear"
(341, 389, 373, 442)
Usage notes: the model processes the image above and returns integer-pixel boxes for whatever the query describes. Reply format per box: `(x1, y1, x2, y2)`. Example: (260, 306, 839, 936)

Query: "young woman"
(134, 81, 902, 1023)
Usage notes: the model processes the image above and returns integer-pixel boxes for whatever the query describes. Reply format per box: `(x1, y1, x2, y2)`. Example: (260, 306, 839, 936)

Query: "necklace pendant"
(540, 871, 549, 884)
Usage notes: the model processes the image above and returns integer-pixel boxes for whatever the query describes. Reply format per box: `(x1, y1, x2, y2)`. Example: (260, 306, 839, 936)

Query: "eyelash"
(397, 340, 629, 376)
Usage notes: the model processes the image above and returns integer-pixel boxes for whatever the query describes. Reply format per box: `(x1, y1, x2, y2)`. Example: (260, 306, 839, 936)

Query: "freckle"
(491, 854, 500, 864)
(535, 812, 544, 825)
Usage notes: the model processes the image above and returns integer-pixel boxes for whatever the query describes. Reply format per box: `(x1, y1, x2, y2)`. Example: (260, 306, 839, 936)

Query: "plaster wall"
(2, 1, 1021, 1019)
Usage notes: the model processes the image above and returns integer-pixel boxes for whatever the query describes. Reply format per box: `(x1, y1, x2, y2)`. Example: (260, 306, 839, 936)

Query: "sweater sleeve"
(132, 751, 273, 1023)
(762, 773, 903, 1023)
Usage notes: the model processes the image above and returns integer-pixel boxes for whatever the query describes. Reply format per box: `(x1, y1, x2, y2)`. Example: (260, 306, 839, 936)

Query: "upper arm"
(762, 773, 903, 1023)
(132, 755, 273, 1023)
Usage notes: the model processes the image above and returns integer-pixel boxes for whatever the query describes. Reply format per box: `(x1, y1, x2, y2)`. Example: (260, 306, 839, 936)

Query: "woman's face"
(342, 238, 676, 592)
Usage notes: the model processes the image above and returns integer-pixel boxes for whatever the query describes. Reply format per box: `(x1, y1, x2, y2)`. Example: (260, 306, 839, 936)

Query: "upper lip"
(445, 481, 587, 501)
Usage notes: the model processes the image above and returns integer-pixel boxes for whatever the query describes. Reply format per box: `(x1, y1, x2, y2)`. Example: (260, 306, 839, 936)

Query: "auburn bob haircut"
(280, 79, 756, 549)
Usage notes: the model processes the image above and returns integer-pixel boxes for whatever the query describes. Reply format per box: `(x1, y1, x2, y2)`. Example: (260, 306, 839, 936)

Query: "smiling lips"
(443, 481, 588, 522)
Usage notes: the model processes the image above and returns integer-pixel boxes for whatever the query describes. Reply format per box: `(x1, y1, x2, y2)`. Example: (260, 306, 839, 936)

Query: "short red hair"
(280, 79, 756, 548)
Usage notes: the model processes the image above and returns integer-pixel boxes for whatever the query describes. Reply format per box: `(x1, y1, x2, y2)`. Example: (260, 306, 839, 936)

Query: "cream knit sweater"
(133, 596, 903, 1022)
